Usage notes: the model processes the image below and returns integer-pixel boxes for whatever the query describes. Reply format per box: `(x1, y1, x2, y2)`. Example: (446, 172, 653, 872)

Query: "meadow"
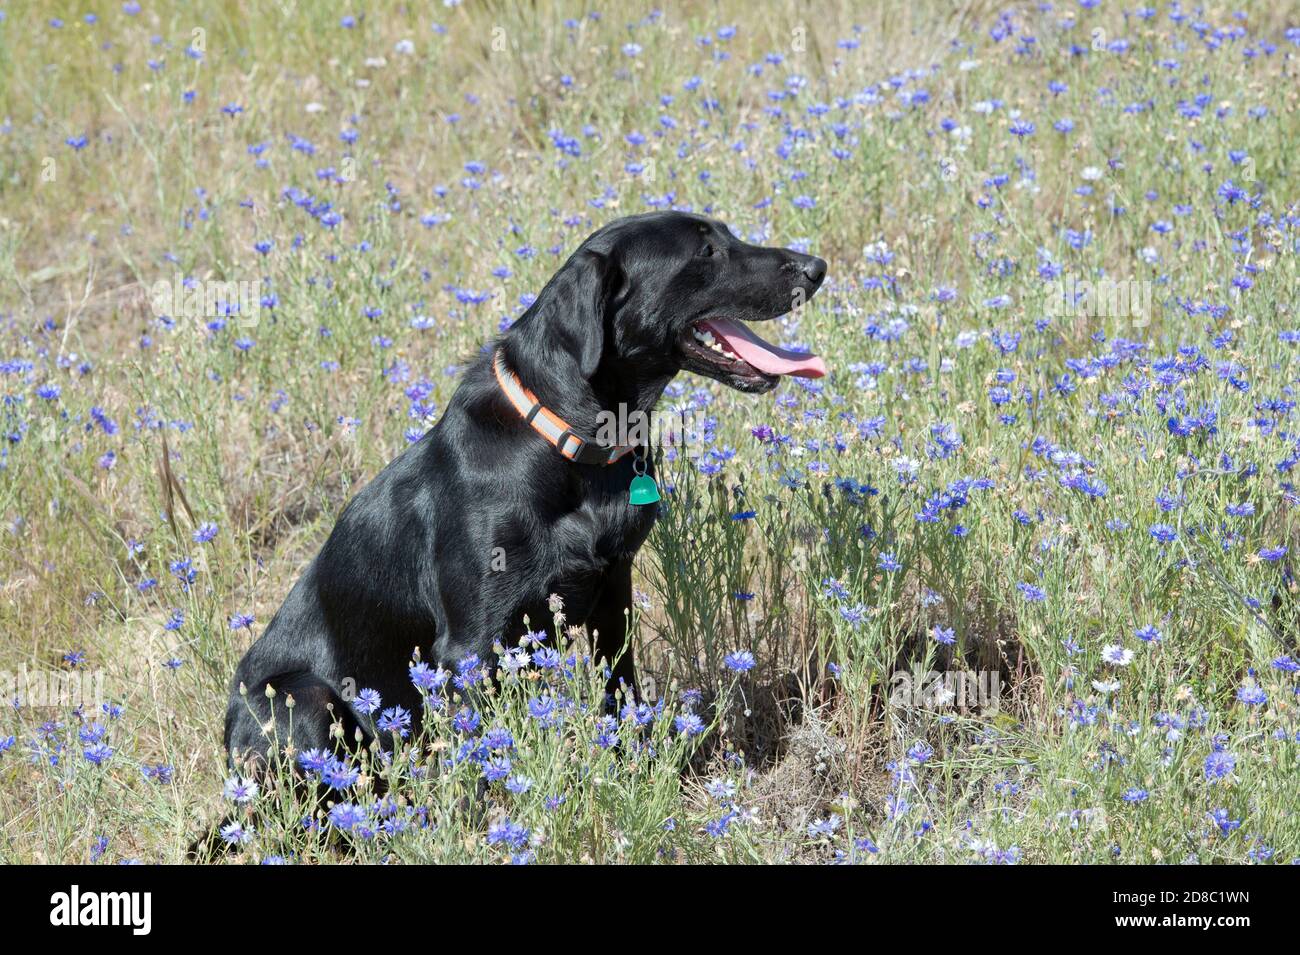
(0, 0, 1297, 864)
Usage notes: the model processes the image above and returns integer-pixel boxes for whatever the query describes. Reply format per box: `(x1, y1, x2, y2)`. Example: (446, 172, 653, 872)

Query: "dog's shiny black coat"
(224, 211, 825, 766)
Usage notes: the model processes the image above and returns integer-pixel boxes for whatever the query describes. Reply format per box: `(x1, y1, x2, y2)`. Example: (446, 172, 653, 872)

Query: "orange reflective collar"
(492, 350, 636, 466)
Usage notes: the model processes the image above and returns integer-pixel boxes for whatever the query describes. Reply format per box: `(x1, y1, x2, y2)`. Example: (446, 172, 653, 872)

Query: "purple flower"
(327, 803, 368, 831)
(1203, 749, 1235, 782)
(220, 821, 253, 845)
(675, 713, 705, 736)
(1102, 644, 1134, 666)
(1135, 625, 1162, 643)
(377, 706, 411, 738)
(1149, 523, 1177, 544)
(297, 749, 331, 774)
(487, 817, 530, 850)
(723, 650, 756, 673)
(1017, 583, 1046, 603)
(223, 776, 259, 803)
(1217, 180, 1247, 204)
(1207, 808, 1241, 835)
(1236, 684, 1266, 706)
(82, 742, 114, 765)
(409, 662, 449, 692)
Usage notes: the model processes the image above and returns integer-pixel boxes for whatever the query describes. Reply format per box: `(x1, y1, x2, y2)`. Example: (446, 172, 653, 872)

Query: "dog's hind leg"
(191, 671, 367, 862)
(586, 557, 639, 712)
(224, 668, 365, 773)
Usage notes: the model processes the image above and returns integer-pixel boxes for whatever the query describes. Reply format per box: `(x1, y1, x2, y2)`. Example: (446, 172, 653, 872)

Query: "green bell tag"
(629, 446, 659, 505)
(629, 473, 661, 505)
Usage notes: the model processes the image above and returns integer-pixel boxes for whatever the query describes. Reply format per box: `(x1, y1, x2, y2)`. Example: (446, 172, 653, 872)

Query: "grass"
(0, 0, 1298, 864)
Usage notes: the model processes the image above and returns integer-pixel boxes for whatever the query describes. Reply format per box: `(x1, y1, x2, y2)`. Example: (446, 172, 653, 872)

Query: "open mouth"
(677, 318, 827, 392)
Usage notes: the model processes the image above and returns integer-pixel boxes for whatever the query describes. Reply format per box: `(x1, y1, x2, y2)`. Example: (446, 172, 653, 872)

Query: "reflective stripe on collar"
(492, 350, 635, 466)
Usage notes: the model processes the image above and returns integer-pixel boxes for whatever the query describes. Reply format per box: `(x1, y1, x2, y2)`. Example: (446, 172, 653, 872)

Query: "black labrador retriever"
(224, 211, 826, 768)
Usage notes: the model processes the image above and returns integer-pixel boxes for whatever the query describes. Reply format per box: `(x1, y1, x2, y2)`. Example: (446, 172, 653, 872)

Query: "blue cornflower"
(1149, 523, 1177, 544)
(297, 748, 331, 774)
(807, 815, 841, 838)
(220, 821, 253, 845)
(528, 695, 559, 727)
(452, 707, 481, 734)
(223, 776, 259, 803)
(481, 755, 512, 783)
(142, 763, 173, 784)
(377, 706, 411, 738)
(675, 713, 705, 736)
(822, 578, 849, 600)
(1017, 583, 1047, 602)
(723, 650, 756, 673)
(327, 803, 368, 831)
(705, 810, 738, 838)
(1236, 683, 1266, 706)
(83, 742, 114, 765)
(594, 716, 620, 749)
(321, 758, 359, 790)
(1135, 625, 1162, 643)
(1204, 749, 1235, 782)
(409, 662, 449, 692)
(1207, 808, 1241, 835)
(487, 817, 530, 850)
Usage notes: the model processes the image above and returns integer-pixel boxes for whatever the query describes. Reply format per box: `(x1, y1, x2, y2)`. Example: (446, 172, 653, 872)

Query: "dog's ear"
(520, 247, 617, 380)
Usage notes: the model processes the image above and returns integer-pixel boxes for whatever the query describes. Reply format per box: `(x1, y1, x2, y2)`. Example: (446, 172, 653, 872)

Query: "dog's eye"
(698, 242, 715, 258)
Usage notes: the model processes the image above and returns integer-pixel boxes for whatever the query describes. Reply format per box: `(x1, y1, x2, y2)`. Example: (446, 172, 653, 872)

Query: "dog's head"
(515, 211, 827, 395)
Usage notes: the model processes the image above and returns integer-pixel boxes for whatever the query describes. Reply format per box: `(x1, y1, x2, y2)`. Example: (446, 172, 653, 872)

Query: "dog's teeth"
(692, 325, 735, 358)
(693, 327, 719, 348)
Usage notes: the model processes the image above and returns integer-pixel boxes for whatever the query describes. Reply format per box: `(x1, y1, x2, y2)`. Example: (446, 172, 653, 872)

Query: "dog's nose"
(801, 257, 827, 284)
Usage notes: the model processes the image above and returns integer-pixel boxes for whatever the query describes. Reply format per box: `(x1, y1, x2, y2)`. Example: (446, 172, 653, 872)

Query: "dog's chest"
(550, 488, 658, 575)
(592, 492, 658, 560)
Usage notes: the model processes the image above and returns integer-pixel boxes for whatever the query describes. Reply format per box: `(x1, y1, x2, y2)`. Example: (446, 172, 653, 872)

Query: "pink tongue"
(702, 319, 826, 379)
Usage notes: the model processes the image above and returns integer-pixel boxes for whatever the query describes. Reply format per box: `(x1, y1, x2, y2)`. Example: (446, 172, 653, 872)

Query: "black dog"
(224, 211, 826, 768)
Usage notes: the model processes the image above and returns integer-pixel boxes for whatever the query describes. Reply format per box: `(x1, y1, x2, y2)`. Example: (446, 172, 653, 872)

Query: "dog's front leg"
(586, 557, 638, 711)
